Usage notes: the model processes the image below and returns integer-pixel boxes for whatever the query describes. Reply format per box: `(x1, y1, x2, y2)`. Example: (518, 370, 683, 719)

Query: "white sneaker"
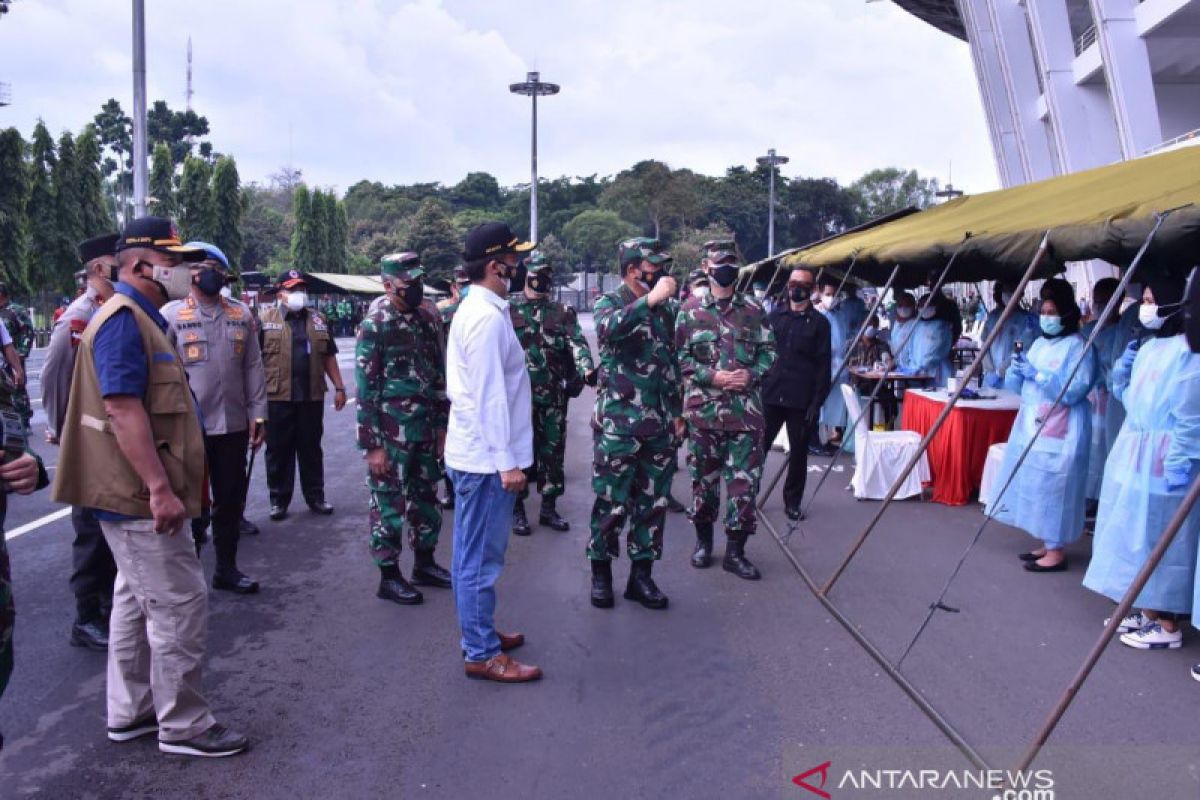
(1104, 611, 1151, 634)
(1191, 664, 1200, 683)
(1119, 622, 1182, 650)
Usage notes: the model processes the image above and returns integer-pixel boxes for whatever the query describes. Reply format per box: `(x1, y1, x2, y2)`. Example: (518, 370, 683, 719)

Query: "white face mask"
(821, 294, 840, 311)
(691, 287, 709, 299)
(1139, 303, 1164, 330)
(920, 305, 937, 320)
(753, 289, 766, 300)
(896, 306, 914, 320)
(219, 285, 233, 299)
(150, 263, 194, 301)
(284, 291, 308, 312)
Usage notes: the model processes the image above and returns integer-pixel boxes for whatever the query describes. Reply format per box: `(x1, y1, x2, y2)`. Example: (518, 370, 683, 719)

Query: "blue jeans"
(447, 468, 515, 662)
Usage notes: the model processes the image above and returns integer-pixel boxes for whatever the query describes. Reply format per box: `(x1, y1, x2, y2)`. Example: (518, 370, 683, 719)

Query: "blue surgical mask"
(1040, 314, 1064, 336)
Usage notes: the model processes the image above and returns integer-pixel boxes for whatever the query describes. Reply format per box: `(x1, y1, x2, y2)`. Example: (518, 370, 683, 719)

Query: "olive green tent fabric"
(781, 146, 1200, 288)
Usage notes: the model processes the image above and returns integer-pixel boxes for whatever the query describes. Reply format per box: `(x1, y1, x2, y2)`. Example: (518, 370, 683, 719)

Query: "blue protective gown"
(907, 318, 954, 388)
(1083, 334, 1200, 614)
(819, 303, 854, 427)
(985, 333, 1097, 548)
(889, 315, 919, 372)
(981, 307, 1039, 387)
(1080, 319, 1120, 500)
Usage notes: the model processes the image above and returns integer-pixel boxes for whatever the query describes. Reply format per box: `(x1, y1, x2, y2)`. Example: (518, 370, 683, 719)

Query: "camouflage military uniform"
(589, 282, 681, 562)
(510, 292, 593, 502)
(0, 367, 49, 709)
(0, 301, 35, 431)
(356, 269, 449, 568)
(676, 292, 776, 535)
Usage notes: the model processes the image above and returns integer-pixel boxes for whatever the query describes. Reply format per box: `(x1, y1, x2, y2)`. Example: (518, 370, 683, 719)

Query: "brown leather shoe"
(464, 653, 542, 683)
(498, 631, 525, 652)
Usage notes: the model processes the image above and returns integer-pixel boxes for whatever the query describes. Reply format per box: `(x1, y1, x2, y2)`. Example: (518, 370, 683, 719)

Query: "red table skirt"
(900, 393, 1018, 505)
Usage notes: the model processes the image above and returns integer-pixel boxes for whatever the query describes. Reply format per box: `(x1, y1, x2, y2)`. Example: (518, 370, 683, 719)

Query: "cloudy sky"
(0, 0, 996, 195)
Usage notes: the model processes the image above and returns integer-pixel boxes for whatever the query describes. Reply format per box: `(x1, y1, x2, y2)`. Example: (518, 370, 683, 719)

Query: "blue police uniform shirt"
(90, 282, 174, 521)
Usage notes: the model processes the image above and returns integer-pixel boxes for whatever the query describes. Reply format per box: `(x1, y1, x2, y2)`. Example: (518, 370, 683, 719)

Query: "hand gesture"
(149, 486, 186, 534)
(500, 468, 527, 494)
(366, 447, 390, 479)
(0, 453, 40, 494)
(646, 276, 678, 307)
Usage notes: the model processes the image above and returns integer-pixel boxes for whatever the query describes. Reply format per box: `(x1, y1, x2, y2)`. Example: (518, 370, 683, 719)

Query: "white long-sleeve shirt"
(444, 285, 533, 474)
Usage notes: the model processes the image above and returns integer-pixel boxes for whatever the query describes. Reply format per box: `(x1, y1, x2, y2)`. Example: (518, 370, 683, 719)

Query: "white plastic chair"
(841, 384, 930, 500)
(978, 442, 1007, 506)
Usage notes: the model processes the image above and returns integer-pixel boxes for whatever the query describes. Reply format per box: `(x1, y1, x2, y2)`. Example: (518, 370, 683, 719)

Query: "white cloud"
(0, 0, 997, 194)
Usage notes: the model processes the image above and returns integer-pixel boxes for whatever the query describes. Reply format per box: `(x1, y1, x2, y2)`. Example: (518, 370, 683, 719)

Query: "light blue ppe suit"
(1080, 319, 1121, 501)
(907, 318, 954, 388)
(1082, 334, 1200, 614)
(981, 308, 1039, 388)
(986, 333, 1096, 548)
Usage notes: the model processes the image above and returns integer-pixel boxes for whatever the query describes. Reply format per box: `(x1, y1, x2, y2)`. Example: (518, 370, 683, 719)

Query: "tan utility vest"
(258, 305, 330, 402)
(52, 293, 206, 519)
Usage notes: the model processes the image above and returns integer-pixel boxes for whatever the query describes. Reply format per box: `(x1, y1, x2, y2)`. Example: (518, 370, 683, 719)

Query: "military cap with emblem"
(618, 237, 672, 266)
(114, 216, 206, 261)
(380, 251, 424, 281)
(77, 233, 119, 264)
(278, 270, 309, 289)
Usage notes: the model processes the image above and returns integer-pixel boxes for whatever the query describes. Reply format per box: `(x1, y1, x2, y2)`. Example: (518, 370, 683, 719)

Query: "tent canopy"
(237, 272, 386, 295)
(780, 146, 1200, 288)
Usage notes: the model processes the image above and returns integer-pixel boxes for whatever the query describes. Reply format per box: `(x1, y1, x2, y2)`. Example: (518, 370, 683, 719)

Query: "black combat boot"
(538, 498, 570, 532)
(377, 564, 423, 605)
(412, 549, 452, 588)
(590, 560, 614, 608)
(624, 559, 669, 609)
(690, 521, 714, 569)
(512, 500, 532, 536)
(722, 532, 762, 581)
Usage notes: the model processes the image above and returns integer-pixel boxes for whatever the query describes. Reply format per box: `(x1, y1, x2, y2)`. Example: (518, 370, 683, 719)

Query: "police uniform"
(588, 238, 681, 610)
(356, 253, 452, 606)
(258, 271, 343, 518)
(39, 233, 121, 649)
(509, 254, 594, 534)
(164, 253, 267, 593)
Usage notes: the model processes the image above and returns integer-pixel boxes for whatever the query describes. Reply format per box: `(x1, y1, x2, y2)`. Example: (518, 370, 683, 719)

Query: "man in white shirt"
(444, 222, 541, 683)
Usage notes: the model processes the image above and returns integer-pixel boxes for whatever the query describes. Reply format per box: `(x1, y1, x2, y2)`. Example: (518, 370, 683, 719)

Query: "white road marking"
(5, 507, 72, 541)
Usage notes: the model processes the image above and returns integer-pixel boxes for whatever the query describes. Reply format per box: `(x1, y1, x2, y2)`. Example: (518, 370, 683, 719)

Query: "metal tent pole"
(819, 231, 1053, 596)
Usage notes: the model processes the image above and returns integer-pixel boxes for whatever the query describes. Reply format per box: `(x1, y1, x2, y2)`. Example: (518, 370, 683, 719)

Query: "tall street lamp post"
(756, 148, 789, 257)
(509, 71, 559, 242)
(131, 0, 148, 218)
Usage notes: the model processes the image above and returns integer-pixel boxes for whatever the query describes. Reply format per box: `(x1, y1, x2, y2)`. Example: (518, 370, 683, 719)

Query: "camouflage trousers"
(367, 440, 442, 567)
(11, 385, 31, 433)
(1, 533, 12, 701)
(687, 427, 764, 535)
(521, 402, 568, 502)
(588, 432, 675, 562)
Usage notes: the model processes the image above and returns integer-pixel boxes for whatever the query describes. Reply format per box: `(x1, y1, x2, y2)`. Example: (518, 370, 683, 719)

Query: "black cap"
(278, 270, 309, 289)
(462, 222, 535, 262)
(115, 217, 206, 261)
(77, 233, 119, 264)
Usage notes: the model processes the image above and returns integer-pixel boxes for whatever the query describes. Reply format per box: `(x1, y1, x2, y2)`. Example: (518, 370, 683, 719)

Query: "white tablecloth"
(907, 388, 1022, 412)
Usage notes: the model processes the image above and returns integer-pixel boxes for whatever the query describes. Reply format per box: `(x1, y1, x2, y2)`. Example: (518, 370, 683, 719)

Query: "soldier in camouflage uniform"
(356, 252, 452, 607)
(588, 238, 682, 610)
(0, 284, 35, 432)
(0, 362, 51, 749)
(433, 265, 469, 510)
(509, 251, 595, 535)
(676, 245, 777, 580)
(682, 268, 710, 311)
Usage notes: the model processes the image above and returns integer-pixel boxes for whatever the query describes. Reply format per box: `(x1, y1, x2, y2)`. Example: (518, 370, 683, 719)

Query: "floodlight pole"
(757, 149, 789, 257)
(131, 0, 148, 218)
(509, 71, 560, 242)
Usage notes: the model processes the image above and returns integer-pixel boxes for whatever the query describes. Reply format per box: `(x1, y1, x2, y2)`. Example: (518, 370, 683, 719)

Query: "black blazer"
(762, 305, 832, 417)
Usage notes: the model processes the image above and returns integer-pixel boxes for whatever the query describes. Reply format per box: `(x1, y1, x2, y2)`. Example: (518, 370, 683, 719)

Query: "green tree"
(210, 156, 243, 269)
(781, 177, 858, 248)
(316, 190, 339, 272)
(406, 199, 459, 279)
(291, 184, 316, 269)
(561, 209, 638, 274)
(93, 99, 132, 221)
(148, 142, 176, 218)
(51, 131, 84, 292)
(0, 128, 29, 291)
(601, 160, 701, 239)
(668, 223, 736, 282)
(242, 185, 292, 271)
(25, 121, 58, 290)
(176, 156, 213, 241)
(147, 100, 210, 164)
(448, 171, 502, 211)
(848, 167, 939, 222)
(76, 125, 112, 236)
(535, 233, 574, 287)
(332, 198, 349, 274)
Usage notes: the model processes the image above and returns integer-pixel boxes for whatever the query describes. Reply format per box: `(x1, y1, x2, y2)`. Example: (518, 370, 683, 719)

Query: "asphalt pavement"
(0, 327, 1196, 799)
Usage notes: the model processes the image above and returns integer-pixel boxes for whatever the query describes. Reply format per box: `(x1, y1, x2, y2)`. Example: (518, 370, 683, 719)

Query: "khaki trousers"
(100, 518, 214, 742)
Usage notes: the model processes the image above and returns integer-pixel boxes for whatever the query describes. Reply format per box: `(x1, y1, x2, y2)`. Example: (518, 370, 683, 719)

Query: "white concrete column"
(1025, 0, 1124, 171)
(1090, 0, 1165, 156)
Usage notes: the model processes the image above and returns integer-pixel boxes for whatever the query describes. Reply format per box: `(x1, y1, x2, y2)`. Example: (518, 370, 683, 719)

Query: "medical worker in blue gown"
(986, 279, 1095, 572)
(898, 292, 954, 388)
(816, 277, 854, 452)
(889, 291, 919, 372)
(981, 280, 1039, 389)
(1083, 276, 1200, 651)
(1080, 278, 1123, 509)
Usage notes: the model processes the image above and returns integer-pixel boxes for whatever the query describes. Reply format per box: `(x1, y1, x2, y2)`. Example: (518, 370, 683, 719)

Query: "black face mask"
(711, 264, 739, 288)
(195, 268, 225, 297)
(527, 272, 552, 294)
(402, 280, 424, 309)
(789, 284, 813, 304)
(1185, 267, 1200, 354)
(640, 267, 662, 289)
